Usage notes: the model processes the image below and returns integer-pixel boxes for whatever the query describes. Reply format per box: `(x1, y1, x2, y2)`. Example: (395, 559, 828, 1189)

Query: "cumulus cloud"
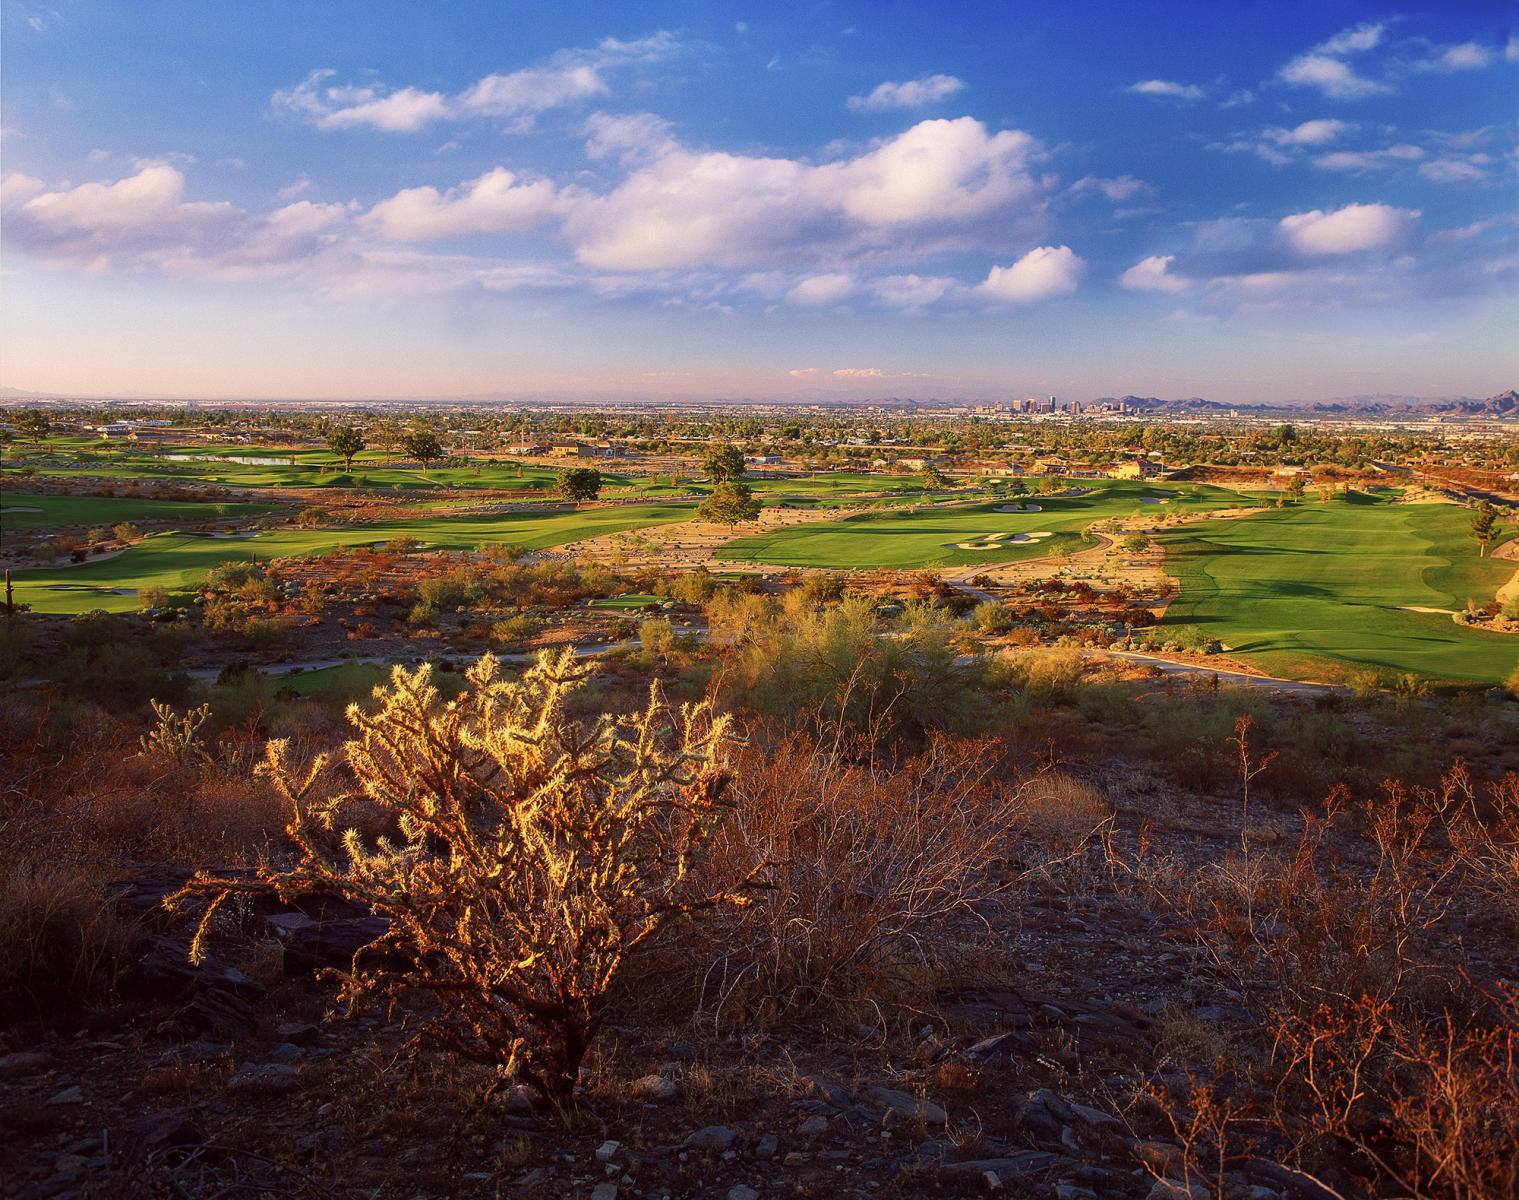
(787, 273, 855, 305)
(1418, 42, 1496, 72)
(1128, 80, 1204, 102)
(583, 111, 677, 163)
(1263, 119, 1352, 146)
(1279, 54, 1390, 99)
(1317, 22, 1385, 56)
(1280, 203, 1418, 255)
(871, 274, 957, 308)
(978, 245, 1084, 303)
(1418, 158, 1489, 184)
(562, 116, 1050, 271)
(1119, 254, 1189, 293)
(272, 33, 677, 133)
(1313, 144, 1424, 171)
(847, 74, 965, 112)
(1070, 175, 1151, 201)
(362, 168, 563, 240)
(833, 367, 885, 377)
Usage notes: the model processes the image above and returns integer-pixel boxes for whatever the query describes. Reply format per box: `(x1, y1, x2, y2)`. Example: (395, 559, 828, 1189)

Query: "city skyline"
(2, 0, 1515, 405)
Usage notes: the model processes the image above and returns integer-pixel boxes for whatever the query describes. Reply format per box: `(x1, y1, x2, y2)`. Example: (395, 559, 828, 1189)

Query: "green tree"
(556, 466, 602, 505)
(920, 464, 948, 490)
(1284, 473, 1306, 501)
(15, 409, 50, 447)
(703, 442, 746, 482)
(326, 425, 365, 473)
(373, 417, 403, 464)
(697, 480, 762, 529)
(1121, 532, 1151, 554)
(1471, 499, 1498, 557)
(403, 429, 444, 472)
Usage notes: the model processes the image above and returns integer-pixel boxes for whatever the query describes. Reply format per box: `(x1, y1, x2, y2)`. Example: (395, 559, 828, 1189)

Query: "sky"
(2, 0, 1516, 405)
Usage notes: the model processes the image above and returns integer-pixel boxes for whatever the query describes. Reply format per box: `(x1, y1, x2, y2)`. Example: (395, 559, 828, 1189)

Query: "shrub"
(138, 585, 171, 609)
(175, 650, 752, 1109)
(111, 522, 141, 542)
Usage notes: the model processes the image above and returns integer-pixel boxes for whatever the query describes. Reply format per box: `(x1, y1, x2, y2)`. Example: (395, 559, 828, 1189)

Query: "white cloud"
(1119, 254, 1188, 293)
(1127, 80, 1204, 102)
(1419, 158, 1488, 184)
(1279, 54, 1390, 99)
(1507, 37, 1518, 63)
(272, 33, 677, 133)
(1263, 119, 1352, 146)
(871, 274, 957, 308)
(833, 367, 885, 377)
(1419, 42, 1495, 72)
(978, 245, 1084, 303)
(562, 116, 1048, 270)
(1279, 203, 1418, 255)
(583, 112, 677, 163)
(1316, 22, 1385, 56)
(362, 168, 563, 240)
(787, 273, 855, 305)
(1313, 144, 1423, 171)
(847, 74, 965, 112)
(1070, 175, 1151, 201)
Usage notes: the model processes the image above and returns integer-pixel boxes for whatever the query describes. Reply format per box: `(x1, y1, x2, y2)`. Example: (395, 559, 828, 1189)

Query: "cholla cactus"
(177, 647, 755, 1108)
(138, 700, 212, 768)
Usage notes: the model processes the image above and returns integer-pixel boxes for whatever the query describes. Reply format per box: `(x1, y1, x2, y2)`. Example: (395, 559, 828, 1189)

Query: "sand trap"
(952, 530, 1055, 550)
(1, 506, 43, 513)
(994, 504, 1042, 513)
(1399, 605, 1457, 615)
(1139, 496, 1167, 504)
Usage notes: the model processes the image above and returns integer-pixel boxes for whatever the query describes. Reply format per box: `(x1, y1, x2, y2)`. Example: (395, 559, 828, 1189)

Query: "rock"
(1057, 1185, 1098, 1200)
(1069, 1102, 1120, 1129)
(864, 1086, 947, 1125)
(629, 1074, 680, 1102)
(268, 1042, 304, 1062)
(803, 1076, 852, 1108)
(796, 1115, 829, 1137)
(162, 985, 258, 1039)
(1131, 1140, 1185, 1175)
(1148, 1181, 1209, 1200)
(124, 1110, 205, 1158)
(684, 1125, 736, 1152)
(754, 1133, 778, 1161)
(596, 1140, 622, 1163)
(227, 1063, 301, 1095)
(152, 1041, 230, 1067)
(47, 1085, 85, 1106)
(939, 1153, 1060, 1179)
(0, 1050, 56, 1078)
(728, 1187, 760, 1200)
(279, 915, 390, 975)
(590, 1184, 618, 1200)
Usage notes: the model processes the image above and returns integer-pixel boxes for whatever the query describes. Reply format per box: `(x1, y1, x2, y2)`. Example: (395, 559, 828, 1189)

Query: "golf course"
(1159, 495, 1517, 685)
(7, 503, 691, 615)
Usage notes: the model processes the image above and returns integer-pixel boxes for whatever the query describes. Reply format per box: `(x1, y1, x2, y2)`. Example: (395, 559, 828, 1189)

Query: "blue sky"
(2, 1, 1515, 404)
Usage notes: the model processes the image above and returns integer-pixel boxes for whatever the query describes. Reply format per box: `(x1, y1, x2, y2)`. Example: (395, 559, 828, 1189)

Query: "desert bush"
(111, 522, 141, 542)
(0, 858, 141, 1023)
(175, 649, 753, 1108)
(971, 601, 1012, 634)
(490, 613, 540, 646)
(691, 731, 1026, 1023)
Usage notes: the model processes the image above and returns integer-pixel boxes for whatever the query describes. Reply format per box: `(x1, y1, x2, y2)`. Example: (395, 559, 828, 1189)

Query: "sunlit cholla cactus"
(138, 700, 212, 768)
(178, 647, 754, 1109)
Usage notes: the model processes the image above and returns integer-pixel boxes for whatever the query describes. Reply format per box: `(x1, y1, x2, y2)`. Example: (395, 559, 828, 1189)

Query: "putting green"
(0, 492, 275, 534)
(716, 482, 1249, 569)
(1159, 499, 1518, 685)
(10, 504, 690, 615)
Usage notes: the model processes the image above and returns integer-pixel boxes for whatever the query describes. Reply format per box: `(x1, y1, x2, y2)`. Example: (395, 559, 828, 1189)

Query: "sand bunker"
(994, 504, 1042, 513)
(952, 530, 1055, 550)
(1139, 496, 1168, 504)
(2, 506, 43, 513)
(1399, 605, 1457, 615)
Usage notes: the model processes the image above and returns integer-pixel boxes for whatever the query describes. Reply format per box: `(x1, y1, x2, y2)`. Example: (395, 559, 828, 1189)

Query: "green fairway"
(10, 504, 691, 614)
(1159, 499, 1518, 685)
(716, 481, 1249, 569)
(588, 593, 663, 610)
(0, 492, 275, 534)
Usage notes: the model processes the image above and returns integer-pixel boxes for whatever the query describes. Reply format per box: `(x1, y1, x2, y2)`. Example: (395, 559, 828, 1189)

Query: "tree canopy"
(697, 480, 761, 529)
(703, 442, 746, 482)
(326, 426, 365, 472)
(556, 466, 603, 505)
(403, 429, 444, 469)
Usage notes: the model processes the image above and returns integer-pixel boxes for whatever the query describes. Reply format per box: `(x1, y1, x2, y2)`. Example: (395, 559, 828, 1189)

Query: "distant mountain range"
(1092, 390, 1519, 419)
